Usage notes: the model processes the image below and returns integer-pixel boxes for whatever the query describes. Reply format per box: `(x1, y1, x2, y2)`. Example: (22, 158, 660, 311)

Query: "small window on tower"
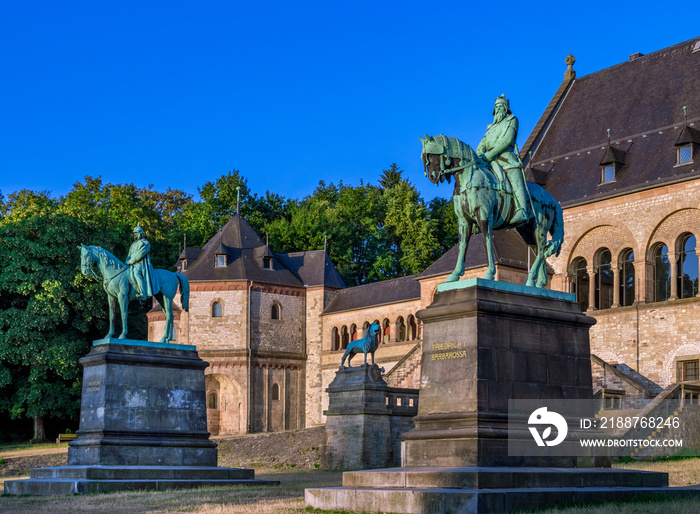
(263, 256, 273, 269)
(216, 255, 226, 267)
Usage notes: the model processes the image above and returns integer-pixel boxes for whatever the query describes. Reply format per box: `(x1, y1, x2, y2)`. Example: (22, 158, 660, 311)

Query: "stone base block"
(305, 466, 700, 513)
(4, 466, 278, 496)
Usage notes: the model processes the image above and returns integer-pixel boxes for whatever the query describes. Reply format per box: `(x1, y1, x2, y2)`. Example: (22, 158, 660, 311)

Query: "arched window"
(212, 302, 223, 318)
(362, 321, 370, 337)
(594, 248, 613, 310)
(350, 324, 357, 341)
(271, 303, 281, 320)
(396, 317, 406, 342)
(382, 319, 390, 344)
(407, 315, 417, 341)
(678, 233, 698, 299)
(341, 326, 349, 349)
(272, 383, 280, 401)
(653, 244, 671, 302)
(619, 249, 635, 307)
(571, 257, 589, 312)
(208, 392, 218, 410)
(331, 327, 340, 351)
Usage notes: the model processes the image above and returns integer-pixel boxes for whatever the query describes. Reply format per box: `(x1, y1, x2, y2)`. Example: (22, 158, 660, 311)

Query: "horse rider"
(476, 95, 532, 224)
(125, 223, 159, 300)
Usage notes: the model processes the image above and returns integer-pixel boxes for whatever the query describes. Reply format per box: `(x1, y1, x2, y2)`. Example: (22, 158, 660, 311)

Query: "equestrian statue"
(79, 223, 189, 343)
(420, 95, 564, 289)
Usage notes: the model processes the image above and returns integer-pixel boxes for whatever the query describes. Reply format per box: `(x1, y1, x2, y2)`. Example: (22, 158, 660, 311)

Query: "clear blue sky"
(1, 1, 696, 204)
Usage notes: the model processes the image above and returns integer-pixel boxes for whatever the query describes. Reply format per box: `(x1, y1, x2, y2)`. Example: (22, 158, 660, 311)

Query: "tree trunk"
(33, 415, 46, 443)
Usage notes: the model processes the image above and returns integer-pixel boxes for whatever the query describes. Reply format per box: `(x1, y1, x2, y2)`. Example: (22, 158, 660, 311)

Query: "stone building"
(147, 212, 345, 434)
(522, 37, 700, 391)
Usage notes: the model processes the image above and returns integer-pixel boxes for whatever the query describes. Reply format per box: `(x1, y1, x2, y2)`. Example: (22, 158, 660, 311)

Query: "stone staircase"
(385, 341, 422, 389)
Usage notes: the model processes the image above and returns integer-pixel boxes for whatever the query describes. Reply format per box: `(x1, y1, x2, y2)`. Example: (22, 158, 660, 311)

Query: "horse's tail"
(176, 273, 190, 312)
(544, 200, 564, 259)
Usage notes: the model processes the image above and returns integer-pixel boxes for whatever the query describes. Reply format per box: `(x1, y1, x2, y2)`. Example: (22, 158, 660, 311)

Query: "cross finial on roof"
(236, 186, 241, 214)
(607, 128, 611, 145)
(684, 105, 688, 126)
(565, 54, 576, 80)
(266, 232, 269, 247)
(324, 234, 328, 252)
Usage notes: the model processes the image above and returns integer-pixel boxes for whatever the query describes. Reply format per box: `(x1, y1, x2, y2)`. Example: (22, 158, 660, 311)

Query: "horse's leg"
(525, 245, 537, 288)
(532, 215, 549, 288)
(106, 295, 116, 339)
(478, 215, 496, 281)
(447, 198, 471, 282)
(161, 297, 173, 343)
(118, 279, 130, 339)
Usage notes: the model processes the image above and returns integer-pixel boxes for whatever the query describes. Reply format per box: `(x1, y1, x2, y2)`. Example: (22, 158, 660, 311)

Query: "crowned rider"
(476, 95, 532, 224)
(125, 223, 159, 300)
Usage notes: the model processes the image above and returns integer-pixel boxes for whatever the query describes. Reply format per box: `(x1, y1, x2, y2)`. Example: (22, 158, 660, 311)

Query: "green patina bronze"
(78, 224, 190, 343)
(420, 95, 564, 289)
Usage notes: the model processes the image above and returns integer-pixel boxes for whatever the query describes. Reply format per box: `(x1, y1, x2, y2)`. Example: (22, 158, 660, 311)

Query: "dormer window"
(216, 255, 226, 267)
(263, 256, 273, 270)
(599, 142, 626, 185)
(678, 144, 693, 164)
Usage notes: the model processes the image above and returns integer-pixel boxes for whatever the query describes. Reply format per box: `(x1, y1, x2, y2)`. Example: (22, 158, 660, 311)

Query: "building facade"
(522, 37, 700, 391)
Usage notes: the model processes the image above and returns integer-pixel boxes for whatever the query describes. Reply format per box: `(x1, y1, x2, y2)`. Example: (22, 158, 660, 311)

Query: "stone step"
(6, 477, 279, 496)
(305, 485, 700, 514)
(29, 465, 254, 481)
(342, 466, 668, 490)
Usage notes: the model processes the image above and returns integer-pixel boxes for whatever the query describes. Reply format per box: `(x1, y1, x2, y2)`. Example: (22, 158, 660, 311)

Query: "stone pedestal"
(68, 340, 217, 467)
(4, 340, 277, 495)
(402, 280, 596, 468)
(305, 280, 692, 513)
(323, 364, 418, 470)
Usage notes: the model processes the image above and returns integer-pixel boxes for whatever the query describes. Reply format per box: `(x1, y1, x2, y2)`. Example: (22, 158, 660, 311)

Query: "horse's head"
(420, 134, 477, 186)
(78, 244, 95, 276)
(420, 134, 448, 185)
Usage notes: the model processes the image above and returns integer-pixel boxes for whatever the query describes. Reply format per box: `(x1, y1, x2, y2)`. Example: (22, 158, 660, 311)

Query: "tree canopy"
(0, 165, 454, 440)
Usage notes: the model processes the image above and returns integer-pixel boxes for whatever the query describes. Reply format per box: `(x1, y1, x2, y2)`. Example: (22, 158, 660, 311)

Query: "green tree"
(0, 213, 114, 441)
(3, 190, 57, 222)
(379, 163, 407, 190)
(428, 197, 459, 256)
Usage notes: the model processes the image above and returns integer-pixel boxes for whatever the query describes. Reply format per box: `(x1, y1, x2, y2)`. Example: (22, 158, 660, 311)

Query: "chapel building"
(522, 37, 700, 397)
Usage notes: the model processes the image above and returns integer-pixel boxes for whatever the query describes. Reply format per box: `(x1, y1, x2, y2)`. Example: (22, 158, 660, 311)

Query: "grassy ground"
(2, 446, 700, 513)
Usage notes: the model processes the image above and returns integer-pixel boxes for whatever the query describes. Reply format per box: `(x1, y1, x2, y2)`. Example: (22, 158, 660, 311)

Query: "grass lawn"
(1, 460, 700, 513)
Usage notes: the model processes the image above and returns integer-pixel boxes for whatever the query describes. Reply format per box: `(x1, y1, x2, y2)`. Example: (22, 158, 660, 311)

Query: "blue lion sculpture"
(340, 322, 381, 368)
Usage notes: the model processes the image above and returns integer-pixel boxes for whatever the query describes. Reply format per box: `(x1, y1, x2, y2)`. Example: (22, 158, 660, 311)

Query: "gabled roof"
(276, 250, 346, 289)
(526, 38, 700, 206)
(323, 275, 420, 315)
(417, 230, 530, 279)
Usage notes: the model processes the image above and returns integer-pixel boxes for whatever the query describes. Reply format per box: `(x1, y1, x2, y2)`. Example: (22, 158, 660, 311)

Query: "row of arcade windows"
(571, 234, 698, 311)
(330, 315, 421, 351)
(207, 383, 281, 411)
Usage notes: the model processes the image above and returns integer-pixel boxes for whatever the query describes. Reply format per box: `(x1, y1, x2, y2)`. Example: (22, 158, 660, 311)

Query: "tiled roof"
(526, 38, 700, 206)
(417, 230, 530, 279)
(180, 213, 345, 289)
(323, 275, 420, 315)
(276, 250, 346, 289)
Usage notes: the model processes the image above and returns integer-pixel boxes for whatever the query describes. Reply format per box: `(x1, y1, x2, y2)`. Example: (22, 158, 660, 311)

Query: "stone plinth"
(4, 339, 278, 495)
(403, 281, 596, 468)
(68, 340, 217, 467)
(323, 364, 418, 470)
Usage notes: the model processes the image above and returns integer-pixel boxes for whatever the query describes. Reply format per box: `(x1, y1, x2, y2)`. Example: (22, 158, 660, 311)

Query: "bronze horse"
(420, 134, 563, 288)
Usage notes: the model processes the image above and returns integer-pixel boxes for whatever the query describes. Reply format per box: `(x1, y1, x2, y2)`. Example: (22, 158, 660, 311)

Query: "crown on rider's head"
(133, 222, 144, 234)
(493, 94, 512, 115)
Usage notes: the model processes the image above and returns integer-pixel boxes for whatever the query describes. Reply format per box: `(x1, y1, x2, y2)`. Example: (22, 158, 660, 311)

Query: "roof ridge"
(576, 37, 700, 82)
